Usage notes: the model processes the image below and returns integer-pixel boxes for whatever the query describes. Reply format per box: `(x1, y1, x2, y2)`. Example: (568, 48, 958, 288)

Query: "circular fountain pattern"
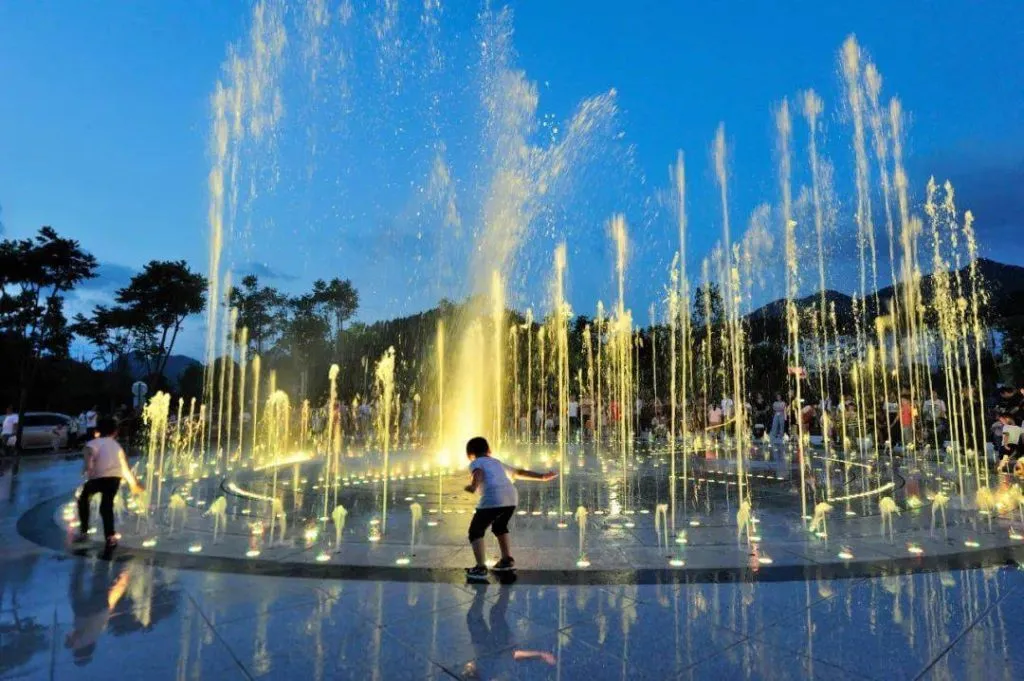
(20, 443, 1024, 584)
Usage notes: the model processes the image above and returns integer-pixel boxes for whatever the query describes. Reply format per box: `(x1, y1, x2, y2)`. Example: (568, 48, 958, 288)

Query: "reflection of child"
(65, 562, 131, 665)
(74, 417, 144, 548)
(463, 586, 556, 679)
(463, 436, 556, 581)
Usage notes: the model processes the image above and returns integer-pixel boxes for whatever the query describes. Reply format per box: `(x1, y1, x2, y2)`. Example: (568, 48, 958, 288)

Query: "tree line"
(3, 224, 1021, 456)
(0, 226, 362, 457)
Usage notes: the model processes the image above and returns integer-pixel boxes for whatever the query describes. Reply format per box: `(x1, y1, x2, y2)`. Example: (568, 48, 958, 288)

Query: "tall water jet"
(435, 319, 445, 512)
(699, 259, 712, 448)
(963, 210, 988, 486)
(713, 124, 747, 508)
(510, 324, 520, 442)
(186, 398, 198, 464)
(251, 354, 261, 462)
(583, 323, 594, 438)
(538, 325, 547, 441)
(431, 12, 616, 464)
(197, 404, 207, 474)
(143, 392, 172, 513)
(776, 99, 806, 523)
(864, 61, 913, 417)
(864, 62, 900, 324)
(236, 326, 249, 460)
(802, 89, 833, 494)
(553, 244, 570, 523)
(843, 37, 892, 458)
(171, 397, 184, 476)
(204, 83, 229, 412)
(524, 308, 534, 442)
(610, 215, 633, 511)
(214, 280, 231, 468)
(649, 304, 658, 410)
(927, 180, 965, 497)
(324, 363, 340, 522)
(841, 36, 881, 339)
(203, 0, 286, 421)
(224, 306, 238, 466)
(673, 150, 691, 525)
(299, 399, 310, 451)
(264, 389, 291, 542)
(595, 302, 605, 442)
(491, 271, 505, 445)
(667, 257, 679, 532)
(889, 96, 931, 444)
(375, 347, 396, 535)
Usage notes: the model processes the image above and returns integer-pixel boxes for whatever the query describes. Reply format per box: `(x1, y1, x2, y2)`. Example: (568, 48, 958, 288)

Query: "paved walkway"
(1, 460, 1022, 680)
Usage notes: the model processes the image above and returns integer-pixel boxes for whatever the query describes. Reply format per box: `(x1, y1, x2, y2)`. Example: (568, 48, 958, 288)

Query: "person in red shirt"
(899, 393, 914, 450)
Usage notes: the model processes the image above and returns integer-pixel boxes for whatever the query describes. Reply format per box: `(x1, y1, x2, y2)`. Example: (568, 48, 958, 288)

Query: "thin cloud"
(77, 262, 136, 292)
(234, 261, 298, 282)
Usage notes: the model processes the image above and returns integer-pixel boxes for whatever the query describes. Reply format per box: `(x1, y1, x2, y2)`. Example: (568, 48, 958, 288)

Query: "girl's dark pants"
(78, 477, 121, 539)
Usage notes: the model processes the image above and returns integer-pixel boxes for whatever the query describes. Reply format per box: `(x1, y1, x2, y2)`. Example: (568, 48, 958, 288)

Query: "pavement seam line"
(184, 590, 255, 681)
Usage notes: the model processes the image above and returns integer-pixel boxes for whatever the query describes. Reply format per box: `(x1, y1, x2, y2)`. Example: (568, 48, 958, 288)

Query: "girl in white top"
(75, 417, 143, 547)
(463, 436, 555, 580)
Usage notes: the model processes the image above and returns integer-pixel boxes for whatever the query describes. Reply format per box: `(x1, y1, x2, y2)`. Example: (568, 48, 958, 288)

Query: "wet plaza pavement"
(2, 458, 1023, 680)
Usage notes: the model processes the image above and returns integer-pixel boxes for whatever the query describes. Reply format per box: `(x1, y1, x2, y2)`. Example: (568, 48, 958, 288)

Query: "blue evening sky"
(1, 1, 1021, 359)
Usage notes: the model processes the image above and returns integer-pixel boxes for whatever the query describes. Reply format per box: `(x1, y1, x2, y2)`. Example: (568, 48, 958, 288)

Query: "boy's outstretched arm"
(513, 650, 557, 665)
(118, 448, 144, 494)
(510, 467, 557, 482)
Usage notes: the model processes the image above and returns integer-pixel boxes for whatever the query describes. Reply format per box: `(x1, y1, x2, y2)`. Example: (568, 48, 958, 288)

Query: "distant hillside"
(123, 353, 201, 384)
(748, 289, 855, 321)
(748, 258, 1024, 323)
(876, 258, 1024, 319)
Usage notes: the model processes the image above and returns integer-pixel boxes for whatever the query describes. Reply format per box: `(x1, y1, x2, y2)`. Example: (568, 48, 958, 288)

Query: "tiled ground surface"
(1, 457, 1022, 680)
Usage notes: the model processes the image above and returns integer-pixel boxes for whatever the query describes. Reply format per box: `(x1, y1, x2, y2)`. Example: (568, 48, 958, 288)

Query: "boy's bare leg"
(496, 533, 512, 560)
(471, 538, 487, 567)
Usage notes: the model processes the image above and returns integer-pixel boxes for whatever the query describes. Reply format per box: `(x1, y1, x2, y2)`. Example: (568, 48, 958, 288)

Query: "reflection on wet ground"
(2, 460, 1022, 680)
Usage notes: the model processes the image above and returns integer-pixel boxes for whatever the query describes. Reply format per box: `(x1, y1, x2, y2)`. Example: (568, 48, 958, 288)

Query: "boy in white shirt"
(74, 418, 143, 548)
(463, 436, 555, 580)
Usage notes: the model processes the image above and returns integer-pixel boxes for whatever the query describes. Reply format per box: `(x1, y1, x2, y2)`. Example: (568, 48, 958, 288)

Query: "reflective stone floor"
(2, 459, 1022, 680)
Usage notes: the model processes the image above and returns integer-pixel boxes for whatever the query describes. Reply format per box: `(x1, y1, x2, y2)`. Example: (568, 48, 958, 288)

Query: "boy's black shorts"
(468, 506, 516, 541)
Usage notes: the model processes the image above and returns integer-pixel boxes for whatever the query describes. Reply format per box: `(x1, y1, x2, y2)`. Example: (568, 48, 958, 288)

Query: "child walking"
(74, 417, 143, 548)
(464, 436, 556, 580)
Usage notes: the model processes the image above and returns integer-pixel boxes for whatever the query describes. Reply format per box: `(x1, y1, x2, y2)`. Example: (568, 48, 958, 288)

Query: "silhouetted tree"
(275, 295, 331, 398)
(0, 226, 96, 461)
(114, 260, 206, 384)
(228, 274, 289, 355)
(304, 277, 359, 357)
(71, 305, 136, 371)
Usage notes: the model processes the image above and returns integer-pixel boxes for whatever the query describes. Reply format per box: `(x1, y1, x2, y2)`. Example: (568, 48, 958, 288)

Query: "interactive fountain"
(27, 2, 1024, 580)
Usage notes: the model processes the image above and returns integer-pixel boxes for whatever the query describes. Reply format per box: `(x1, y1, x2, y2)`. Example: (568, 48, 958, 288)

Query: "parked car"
(19, 412, 73, 450)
